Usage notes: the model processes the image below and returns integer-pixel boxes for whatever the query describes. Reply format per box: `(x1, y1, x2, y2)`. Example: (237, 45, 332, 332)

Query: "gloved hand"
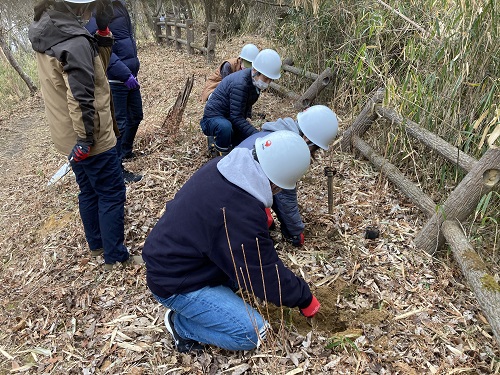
(286, 232, 304, 247)
(124, 74, 140, 90)
(265, 208, 275, 229)
(300, 295, 321, 318)
(68, 144, 91, 163)
(96, 0, 114, 32)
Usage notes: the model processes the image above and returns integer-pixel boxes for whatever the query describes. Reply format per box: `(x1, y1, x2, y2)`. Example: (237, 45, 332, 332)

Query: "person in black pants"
(87, 0, 143, 183)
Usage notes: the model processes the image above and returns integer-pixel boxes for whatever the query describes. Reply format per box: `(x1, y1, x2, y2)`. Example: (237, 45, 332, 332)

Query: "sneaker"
(104, 255, 144, 270)
(164, 309, 205, 353)
(90, 248, 104, 257)
(123, 169, 142, 184)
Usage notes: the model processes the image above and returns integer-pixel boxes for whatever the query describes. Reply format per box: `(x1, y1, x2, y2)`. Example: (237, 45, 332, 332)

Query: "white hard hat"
(252, 49, 281, 80)
(297, 105, 338, 150)
(63, 0, 95, 3)
(255, 130, 310, 189)
(239, 44, 259, 62)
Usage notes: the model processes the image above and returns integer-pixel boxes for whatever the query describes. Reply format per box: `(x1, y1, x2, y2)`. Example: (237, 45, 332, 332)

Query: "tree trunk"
(139, 0, 156, 36)
(441, 220, 500, 346)
(0, 28, 37, 95)
(414, 147, 500, 253)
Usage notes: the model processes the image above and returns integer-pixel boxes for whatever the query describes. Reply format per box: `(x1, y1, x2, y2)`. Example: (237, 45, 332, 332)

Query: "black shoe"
(164, 309, 205, 353)
(283, 232, 304, 247)
(123, 169, 142, 184)
(122, 151, 137, 160)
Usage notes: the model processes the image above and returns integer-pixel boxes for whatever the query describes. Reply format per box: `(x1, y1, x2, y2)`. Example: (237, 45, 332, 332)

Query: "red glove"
(69, 144, 91, 163)
(300, 295, 320, 318)
(265, 208, 274, 228)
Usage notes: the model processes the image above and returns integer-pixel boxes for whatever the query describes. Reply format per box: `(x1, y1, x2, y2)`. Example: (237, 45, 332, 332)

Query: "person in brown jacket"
(201, 43, 259, 102)
(29, 0, 142, 270)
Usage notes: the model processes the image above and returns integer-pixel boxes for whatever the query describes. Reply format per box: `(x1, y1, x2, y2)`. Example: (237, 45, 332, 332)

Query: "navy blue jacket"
(142, 158, 313, 310)
(202, 69, 259, 142)
(86, 0, 139, 81)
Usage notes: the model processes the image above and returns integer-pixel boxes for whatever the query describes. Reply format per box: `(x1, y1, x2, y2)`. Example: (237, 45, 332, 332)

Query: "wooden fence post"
(186, 19, 194, 55)
(295, 67, 333, 110)
(339, 88, 385, 152)
(206, 22, 217, 63)
(154, 17, 162, 44)
(165, 17, 173, 46)
(414, 147, 500, 253)
(175, 18, 181, 51)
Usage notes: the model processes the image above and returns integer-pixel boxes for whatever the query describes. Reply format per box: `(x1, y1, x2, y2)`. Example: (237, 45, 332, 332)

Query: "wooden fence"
(154, 16, 217, 63)
(270, 57, 334, 110)
(338, 88, 500, 345)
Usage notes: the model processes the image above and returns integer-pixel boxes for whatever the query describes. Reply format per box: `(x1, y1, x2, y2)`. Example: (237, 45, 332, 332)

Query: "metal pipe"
(324, 167, 335, 214)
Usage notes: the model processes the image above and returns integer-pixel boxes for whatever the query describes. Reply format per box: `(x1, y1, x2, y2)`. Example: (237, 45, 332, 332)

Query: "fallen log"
(441, 220, 500, 346)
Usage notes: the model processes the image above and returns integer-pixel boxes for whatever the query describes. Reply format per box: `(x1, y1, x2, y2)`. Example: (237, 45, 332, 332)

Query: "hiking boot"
(164, 309, 205, 353)
(123, 169, 142, 184)
(104, 255, 144, 270)
(91, 248, 104, 257)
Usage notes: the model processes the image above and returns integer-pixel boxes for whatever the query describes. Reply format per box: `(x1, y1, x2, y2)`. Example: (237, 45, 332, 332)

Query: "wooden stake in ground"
(162, 74, 194, 137)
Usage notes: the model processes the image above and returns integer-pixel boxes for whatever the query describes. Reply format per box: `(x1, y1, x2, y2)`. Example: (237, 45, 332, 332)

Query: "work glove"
(95, 0, 114, 33)
(68, 144, 91, 164)
(265, 208, 275, 229)
(286, 232, 304, 247)
(124, 74, 140, 90)
(300, 295, 321, 318)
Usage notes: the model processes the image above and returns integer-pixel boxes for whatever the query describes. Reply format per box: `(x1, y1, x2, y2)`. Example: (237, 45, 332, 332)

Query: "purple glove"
(124, 74, 140, 90)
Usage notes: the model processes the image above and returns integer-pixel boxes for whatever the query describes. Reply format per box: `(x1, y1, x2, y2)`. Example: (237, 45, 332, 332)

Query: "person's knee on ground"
(218, 318, 269, 351)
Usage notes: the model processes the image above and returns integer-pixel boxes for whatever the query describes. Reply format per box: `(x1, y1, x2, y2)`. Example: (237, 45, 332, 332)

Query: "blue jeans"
(110, 83, 143, 159)
(273, 188, 305, 237)
(200, 116, 233, 150)
(72, 148, 129, 264)
(153, 285, 269, 351)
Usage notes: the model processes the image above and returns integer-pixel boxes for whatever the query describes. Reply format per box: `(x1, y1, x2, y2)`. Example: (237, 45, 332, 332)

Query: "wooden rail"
(338, 87, 500, 345)
(154, 17, 217, 63)
(269, 58, 334, 110)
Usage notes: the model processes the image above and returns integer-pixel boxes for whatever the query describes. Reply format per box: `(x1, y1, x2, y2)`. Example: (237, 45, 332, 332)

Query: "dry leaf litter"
(0, 35, 499, 374)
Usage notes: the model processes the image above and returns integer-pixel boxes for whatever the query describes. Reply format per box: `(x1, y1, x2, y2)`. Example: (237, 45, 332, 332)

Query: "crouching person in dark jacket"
(142, 131, 321, 352)
(199, 49, 282, 156)
(238, 105, 339, 247)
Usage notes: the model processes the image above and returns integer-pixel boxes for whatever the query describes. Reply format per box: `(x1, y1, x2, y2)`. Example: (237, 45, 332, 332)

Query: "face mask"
(253, 78, 269, 91)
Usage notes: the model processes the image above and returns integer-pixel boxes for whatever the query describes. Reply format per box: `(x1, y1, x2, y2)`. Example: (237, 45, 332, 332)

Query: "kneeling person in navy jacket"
(142, 130, 321, 352)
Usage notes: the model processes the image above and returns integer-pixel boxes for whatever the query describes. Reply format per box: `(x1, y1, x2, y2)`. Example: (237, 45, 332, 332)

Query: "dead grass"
(0, 37, 499, 374)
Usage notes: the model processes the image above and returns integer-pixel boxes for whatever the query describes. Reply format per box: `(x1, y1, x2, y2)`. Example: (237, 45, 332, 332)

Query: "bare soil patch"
(0, 36, 498, 374)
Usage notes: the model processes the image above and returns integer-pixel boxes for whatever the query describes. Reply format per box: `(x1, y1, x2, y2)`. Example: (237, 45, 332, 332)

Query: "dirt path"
(0, 39, 498, 374)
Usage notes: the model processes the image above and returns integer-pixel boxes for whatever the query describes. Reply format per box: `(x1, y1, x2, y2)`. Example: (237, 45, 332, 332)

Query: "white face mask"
(253, 78, 269, 91)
